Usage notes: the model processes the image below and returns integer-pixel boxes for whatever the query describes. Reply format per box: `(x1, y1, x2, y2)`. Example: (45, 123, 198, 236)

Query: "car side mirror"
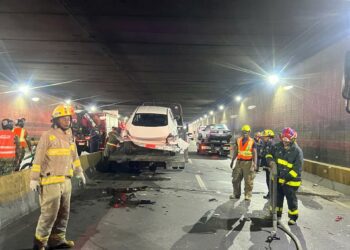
(342, 51, 350, 113)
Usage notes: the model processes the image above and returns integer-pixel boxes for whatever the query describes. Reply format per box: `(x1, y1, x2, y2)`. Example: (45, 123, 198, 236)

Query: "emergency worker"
(230, 125, 257, 200)
(0, 119, 20, 175)
(103, 126, 122, 158)
(266, 127, 303, 225)
(260, 129, 275, 199)
(13, 118, 32, 169)
(30, 104, 86, 250)
(254, 131, 262, 172)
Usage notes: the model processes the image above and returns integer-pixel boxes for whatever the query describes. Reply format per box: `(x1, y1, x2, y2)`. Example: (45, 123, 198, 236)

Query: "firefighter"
(260, 129, 275, 199)
(30, 104, 86, 250)
(103, 126, 122, 158)
(266, 127, 303, 225)
(230, 125, 257, 200)
(254, 131, 263, 172)
(13, 118, 32, 169)
(0, 119, 20, 175)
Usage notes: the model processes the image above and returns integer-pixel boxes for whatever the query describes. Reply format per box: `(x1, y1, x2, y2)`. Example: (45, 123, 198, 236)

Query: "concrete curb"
(302, 171, 350, 196)
(0, 152, 102, 230)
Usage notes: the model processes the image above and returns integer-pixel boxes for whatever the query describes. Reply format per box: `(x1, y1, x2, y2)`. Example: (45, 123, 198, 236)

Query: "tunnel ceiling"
(0, 0, 349, 121)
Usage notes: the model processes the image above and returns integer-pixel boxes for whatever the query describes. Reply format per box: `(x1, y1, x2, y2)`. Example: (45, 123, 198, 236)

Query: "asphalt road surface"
(1, 149, 350, 250)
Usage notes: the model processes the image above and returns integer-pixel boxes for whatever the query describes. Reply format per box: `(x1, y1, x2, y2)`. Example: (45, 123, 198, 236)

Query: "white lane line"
(195, 174, 207, 191)
(188, 159, 193, 164)
(333, 200, 350, 209)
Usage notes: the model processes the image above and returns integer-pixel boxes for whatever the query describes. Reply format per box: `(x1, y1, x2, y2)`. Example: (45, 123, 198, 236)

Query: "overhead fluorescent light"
(248, 105, 256, 110)
(284, 85, 293, 90)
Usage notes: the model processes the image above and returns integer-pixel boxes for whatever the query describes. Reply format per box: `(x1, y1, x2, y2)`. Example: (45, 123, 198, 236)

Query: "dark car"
(198, 124, 232, 143)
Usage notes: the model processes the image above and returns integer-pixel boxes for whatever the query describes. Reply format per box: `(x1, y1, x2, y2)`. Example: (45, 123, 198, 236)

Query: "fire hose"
(266, 163, 303, 250)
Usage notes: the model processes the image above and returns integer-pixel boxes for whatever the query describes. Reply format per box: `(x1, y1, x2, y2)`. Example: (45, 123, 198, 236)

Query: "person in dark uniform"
(266, 127, 303, 225)
(260, 129, 275, 199)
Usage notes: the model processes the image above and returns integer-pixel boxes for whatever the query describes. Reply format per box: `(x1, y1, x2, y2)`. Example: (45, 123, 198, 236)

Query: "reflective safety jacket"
(13, 127, 28, 148)
(237, 137, 254, 160)
(0, 130, 16, 159)
(260, 139, 275, 167)
(266, 142, 303, 187)
(30, 128, 83, 185)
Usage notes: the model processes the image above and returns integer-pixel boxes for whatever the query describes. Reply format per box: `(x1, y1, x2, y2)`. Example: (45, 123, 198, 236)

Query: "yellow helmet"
(262, 129, 275, 138)
(52, 104, 74, 119)
(241, 124, 251, 132)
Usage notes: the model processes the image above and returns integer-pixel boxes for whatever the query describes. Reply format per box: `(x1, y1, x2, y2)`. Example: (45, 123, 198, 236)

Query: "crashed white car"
(126, 106, 188, 152)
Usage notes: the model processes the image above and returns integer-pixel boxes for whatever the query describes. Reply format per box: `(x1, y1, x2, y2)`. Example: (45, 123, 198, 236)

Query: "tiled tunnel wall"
(191, 36, 350, 167)
(0, 92, 62, 138)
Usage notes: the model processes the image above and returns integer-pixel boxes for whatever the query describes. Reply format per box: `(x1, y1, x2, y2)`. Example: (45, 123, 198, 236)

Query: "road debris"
(209, 198, 218, 202)
(107, 186, 156, 208)
(335, 216, 344, 222)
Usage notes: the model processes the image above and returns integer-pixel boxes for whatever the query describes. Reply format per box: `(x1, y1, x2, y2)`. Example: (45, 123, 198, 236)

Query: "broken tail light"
(166, 134, 178, 144)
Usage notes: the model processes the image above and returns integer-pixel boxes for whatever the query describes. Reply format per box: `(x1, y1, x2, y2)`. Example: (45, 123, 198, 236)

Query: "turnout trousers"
(34, 178, 72, 247)
(276, 183, 299, 221)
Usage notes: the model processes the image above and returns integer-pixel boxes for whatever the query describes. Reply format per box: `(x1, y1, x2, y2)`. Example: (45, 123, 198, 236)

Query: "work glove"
(76, 172, 86, 185)
(30, 180, 40, 192)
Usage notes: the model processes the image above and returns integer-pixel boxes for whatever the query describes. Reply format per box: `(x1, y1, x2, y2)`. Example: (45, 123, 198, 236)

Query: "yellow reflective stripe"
(50, 232, 66, 239)
(278, 178, 301, 187)
(32, 164, 41, 172)
(238, 151, 253, 156)
(35, 234, 49, 241)
(277, 158, 293, 168)
(47, 148, 71, 156)
(70, 144, 76, 151)
(49, 135, 56, 141)
(69, 168, 74, 176)
(40, 176, 65, 185)
(266, 154, 273, 159)
(269, 206, 283, 212)
(19, 128, 25, 142)
(286, 181, 301, 187)
(289, 170, 298, 178)
(107, 142, 118, 147)
(73, 159, 81, 168)
(288, 210, 299, 215)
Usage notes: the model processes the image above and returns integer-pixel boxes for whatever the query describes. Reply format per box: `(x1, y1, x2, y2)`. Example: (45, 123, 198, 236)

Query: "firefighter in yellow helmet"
(30, 104, 86, 250)
(229, 124, 258, 200)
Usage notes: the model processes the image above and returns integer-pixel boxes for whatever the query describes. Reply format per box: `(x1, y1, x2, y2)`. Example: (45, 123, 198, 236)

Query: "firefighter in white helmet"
(30, 104, 86, 250)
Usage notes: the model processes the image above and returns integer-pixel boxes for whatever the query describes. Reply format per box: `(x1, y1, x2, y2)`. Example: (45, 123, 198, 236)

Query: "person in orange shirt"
(13, 118, 32, 169)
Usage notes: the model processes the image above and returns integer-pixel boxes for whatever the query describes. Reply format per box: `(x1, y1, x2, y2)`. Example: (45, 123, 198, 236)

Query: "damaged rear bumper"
(108, 141, 188, 168)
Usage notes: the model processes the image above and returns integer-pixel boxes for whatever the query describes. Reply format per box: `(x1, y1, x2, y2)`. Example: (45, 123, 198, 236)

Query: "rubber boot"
(49, 240, 74, 249)
(33, 237, 47, 250)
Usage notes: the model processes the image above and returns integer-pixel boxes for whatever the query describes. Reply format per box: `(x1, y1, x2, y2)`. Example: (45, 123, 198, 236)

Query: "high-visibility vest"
(13, 127, 27, 148)
(0, 130, 16, 158)
(237, 137, 254, 160)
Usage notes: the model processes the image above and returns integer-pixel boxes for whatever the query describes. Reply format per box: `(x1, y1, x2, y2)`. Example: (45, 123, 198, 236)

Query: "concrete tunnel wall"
(192, 36, 350, 168)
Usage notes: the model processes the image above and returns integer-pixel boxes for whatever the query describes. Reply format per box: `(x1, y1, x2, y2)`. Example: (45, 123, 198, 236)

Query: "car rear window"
(210, 124, 228, 130)
(132, 113, 168, 127)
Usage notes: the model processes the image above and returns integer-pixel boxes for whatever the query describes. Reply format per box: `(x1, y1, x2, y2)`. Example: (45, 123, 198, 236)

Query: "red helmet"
(280, 127, 297, 142)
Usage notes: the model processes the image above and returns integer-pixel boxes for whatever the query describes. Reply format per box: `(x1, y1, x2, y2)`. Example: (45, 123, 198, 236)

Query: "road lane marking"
(333, 200, 350, 209)
(195, 174, 207, 190)
(188, 159, 192, 164)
